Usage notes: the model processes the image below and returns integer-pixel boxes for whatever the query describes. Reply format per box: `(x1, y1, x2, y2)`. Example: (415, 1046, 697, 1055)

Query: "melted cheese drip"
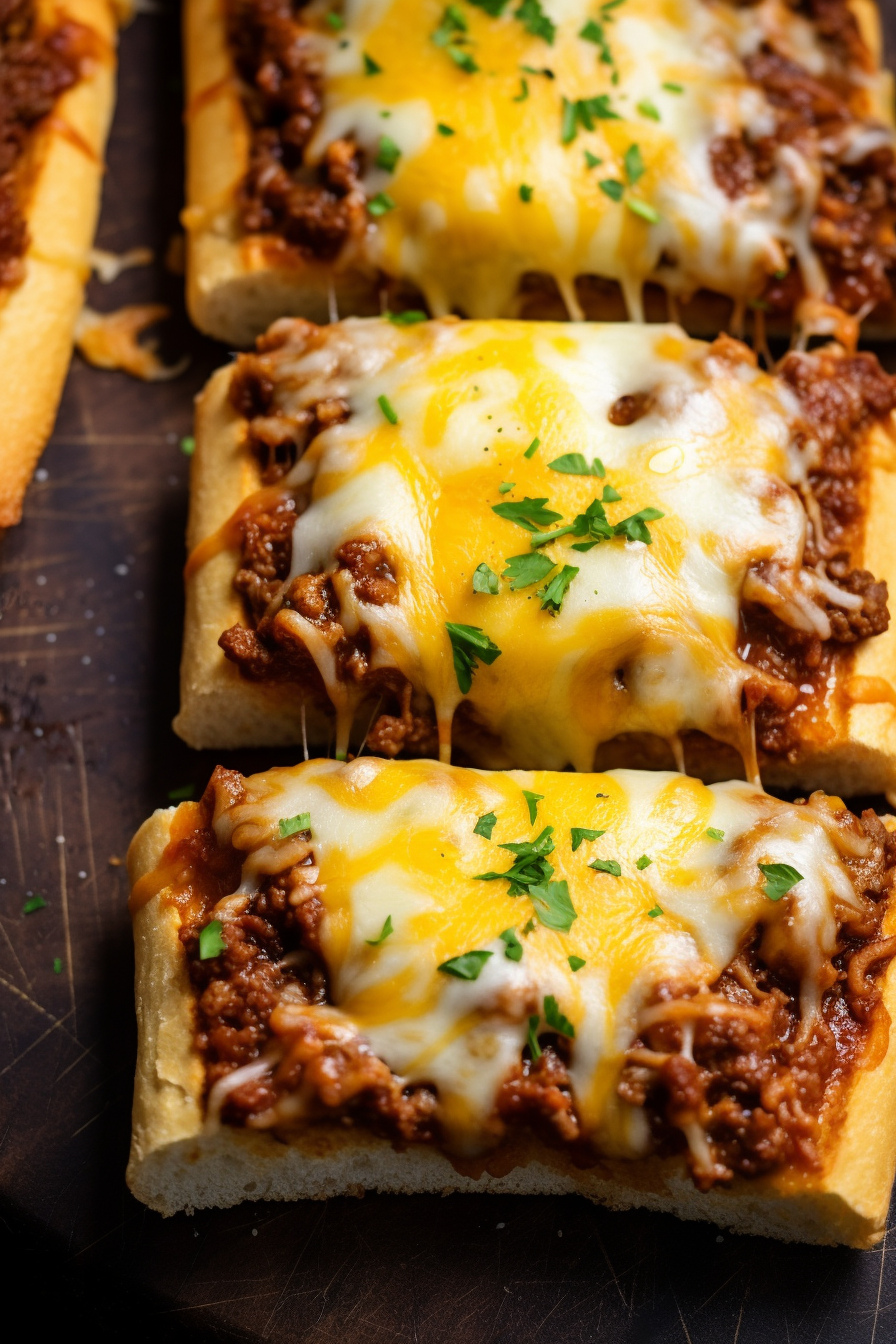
(209, 758, 866, 1154)
(307, 0, 894, 318)
(265, 317, 815, 773)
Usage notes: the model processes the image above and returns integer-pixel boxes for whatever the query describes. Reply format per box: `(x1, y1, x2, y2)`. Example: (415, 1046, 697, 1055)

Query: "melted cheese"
(305, 0, 894, 318)
(207, 758, 867, 1154)
(249, 317, 829, 772)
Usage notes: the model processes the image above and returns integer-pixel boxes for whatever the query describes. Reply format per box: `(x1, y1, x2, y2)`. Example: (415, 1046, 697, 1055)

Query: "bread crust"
(0, 0, 120, 528)
(172, 353, 896, 797)
(181, 0, 896, 347)
(126, 807, 896, 1244)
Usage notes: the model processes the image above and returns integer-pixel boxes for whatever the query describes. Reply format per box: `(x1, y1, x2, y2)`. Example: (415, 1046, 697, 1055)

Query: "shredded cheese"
(75, 304, 189, 381)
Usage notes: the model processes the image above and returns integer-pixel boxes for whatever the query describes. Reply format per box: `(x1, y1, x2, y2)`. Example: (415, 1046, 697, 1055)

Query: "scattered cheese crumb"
(87, 245, 153, 283)
(75, 304, 189, 382)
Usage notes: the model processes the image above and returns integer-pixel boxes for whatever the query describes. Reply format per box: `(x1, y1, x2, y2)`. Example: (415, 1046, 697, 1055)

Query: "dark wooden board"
(2, 6, 896, 1339)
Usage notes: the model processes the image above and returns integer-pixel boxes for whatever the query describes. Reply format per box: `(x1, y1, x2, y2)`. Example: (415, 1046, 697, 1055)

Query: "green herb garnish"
(53, 957, 63, 974)
(524, 436, 541, 458)
(515, 0, 555, 43)
(167, 783, 194, 802)
(568, 955, 586, 972)
(492, 495, 562, 532)
(179, 436, 195, 456)
(599, 178, 624, 202)
(474, 810, 498, 839)
(522, 790, 543, 824)
(499, 927, 523, 961)
(437, 121, 455, 135)
(647, 905, 663, 918)
(519, 183, 534, 202)
(366, 915, 394, 946)
(363, 53, 382, 75)
(473, 562, 500, 594)
(502, 551, 555, 590)
(438, 949, 493, 979)
(375, 136, 402, 171)
(537, 564, 579, 615)
(377, 393, 399, 423)
(386, 309, 427, 325)
(529, 879, 577, 932)
(623, 144, 645, 186)
(570, 827, 606, 852)
(706, 827, 725, 841)
(279, 812, 310, 838)
(636, 854, 652, 870)
(446, 622, 502, 692)
(527, 1014, 542, 1059)
(199, 920, 226, 960)
(590, 857, 621, 877)
(637, 99, 660, 120)
(548, 452, 605, 477)
(544, 993, 575, 1037)
(23, 894, 46, 914)
(627, 198, 661, 224)
(759, 862, 804, 902)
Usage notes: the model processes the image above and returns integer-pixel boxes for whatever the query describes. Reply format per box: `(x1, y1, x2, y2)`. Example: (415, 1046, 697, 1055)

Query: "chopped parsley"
(363, 52, 382, 75)
(627, 198, 661, 224)
(623, 143, 645, 186)
(529, 879, 577, 932)
(438, 949, 493, 979)
(519, 183, 534, 202)
(469, 0, 507, 12)
(599, 178, 624, 202)
(446, 622, 502, 692)
(448, 45, 479, 72)
(759, 862, 804, 902)
(366, 915, 394, 946)
(706, 827, 725, 841)
(377, 393, 399, 423)
(179, 436, 195, 456)
(590, 857, 621, 877)
(502, 551, 555, 590)
(499, 481, 515, 493)
(474, 810, 498, 839)
(513, 77, 529, 102)
(23, 893, 46, 914)
(167, 783, 194, 802)
(521, 63, 554, 78)
(637, 98, 660, 121)
(527, 1013, 542, 1059)
(515, 0, 555, 43)
(662, 81, 683, 93)
(584, 150, 603, 169)
(570, 827, 606, 852)
(368, 191, 396, 216)
(386, 309, 427, 325)
(524, 436, 541, 458)
(492, 495, 562, 532)
(499, 927, 523, 961)
(199, 919, 226, 960)
(548, 452, 605, 477)
(568, 955, 586, 972)
(522, 789, 543, 824)
(522, 916, 536, 934)
(473, 562, 500, 594)
(437, 121, 455, 135)
(562, 94, 621, 144)
(538, 563, 579, 615)
(375, 136, 402, 171)
(534, 497, 663, 551)
(279, 812, 310, 838)
(636, 854, 652, 870)
(476, 825, 555, 893)
(544, 994, 575, 1037)
(611, 506, 664, 542)
(325, 11, 345, 29)
(647, 905, 663, 918)
(53, 957, 63, 974)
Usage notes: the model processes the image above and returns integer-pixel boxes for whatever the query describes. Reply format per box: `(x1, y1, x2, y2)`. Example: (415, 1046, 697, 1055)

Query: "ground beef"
(335, 537, 399, 605)
(225, 0, 368, 257)
(0, 0, 82, 286)
(709, 0, 896, 314)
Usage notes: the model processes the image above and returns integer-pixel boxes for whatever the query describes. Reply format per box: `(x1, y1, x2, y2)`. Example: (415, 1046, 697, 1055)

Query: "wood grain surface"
(2, 7, 896, 1341)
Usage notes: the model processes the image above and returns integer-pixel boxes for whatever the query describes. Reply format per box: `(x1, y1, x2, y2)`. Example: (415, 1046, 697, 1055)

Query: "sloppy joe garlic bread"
(0, 0, 120, 528)
(127, 758, 896, 1245)
(184, 0, 896, 346)
(175, 316, 896, 797)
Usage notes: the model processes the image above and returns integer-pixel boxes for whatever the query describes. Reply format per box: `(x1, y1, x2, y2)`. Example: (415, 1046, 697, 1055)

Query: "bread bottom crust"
(127, 807, 896, 1245)
(173, 362, 896, 799)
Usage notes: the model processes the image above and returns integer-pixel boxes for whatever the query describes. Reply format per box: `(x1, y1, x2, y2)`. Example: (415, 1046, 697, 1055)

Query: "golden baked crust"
(0, 0, 120, 528)
(182, 0, 896, 347)
(126, 805, 896, 1245)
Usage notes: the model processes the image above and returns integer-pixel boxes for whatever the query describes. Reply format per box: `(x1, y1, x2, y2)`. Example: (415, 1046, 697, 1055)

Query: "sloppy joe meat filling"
(166, 767, 896, 1188)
